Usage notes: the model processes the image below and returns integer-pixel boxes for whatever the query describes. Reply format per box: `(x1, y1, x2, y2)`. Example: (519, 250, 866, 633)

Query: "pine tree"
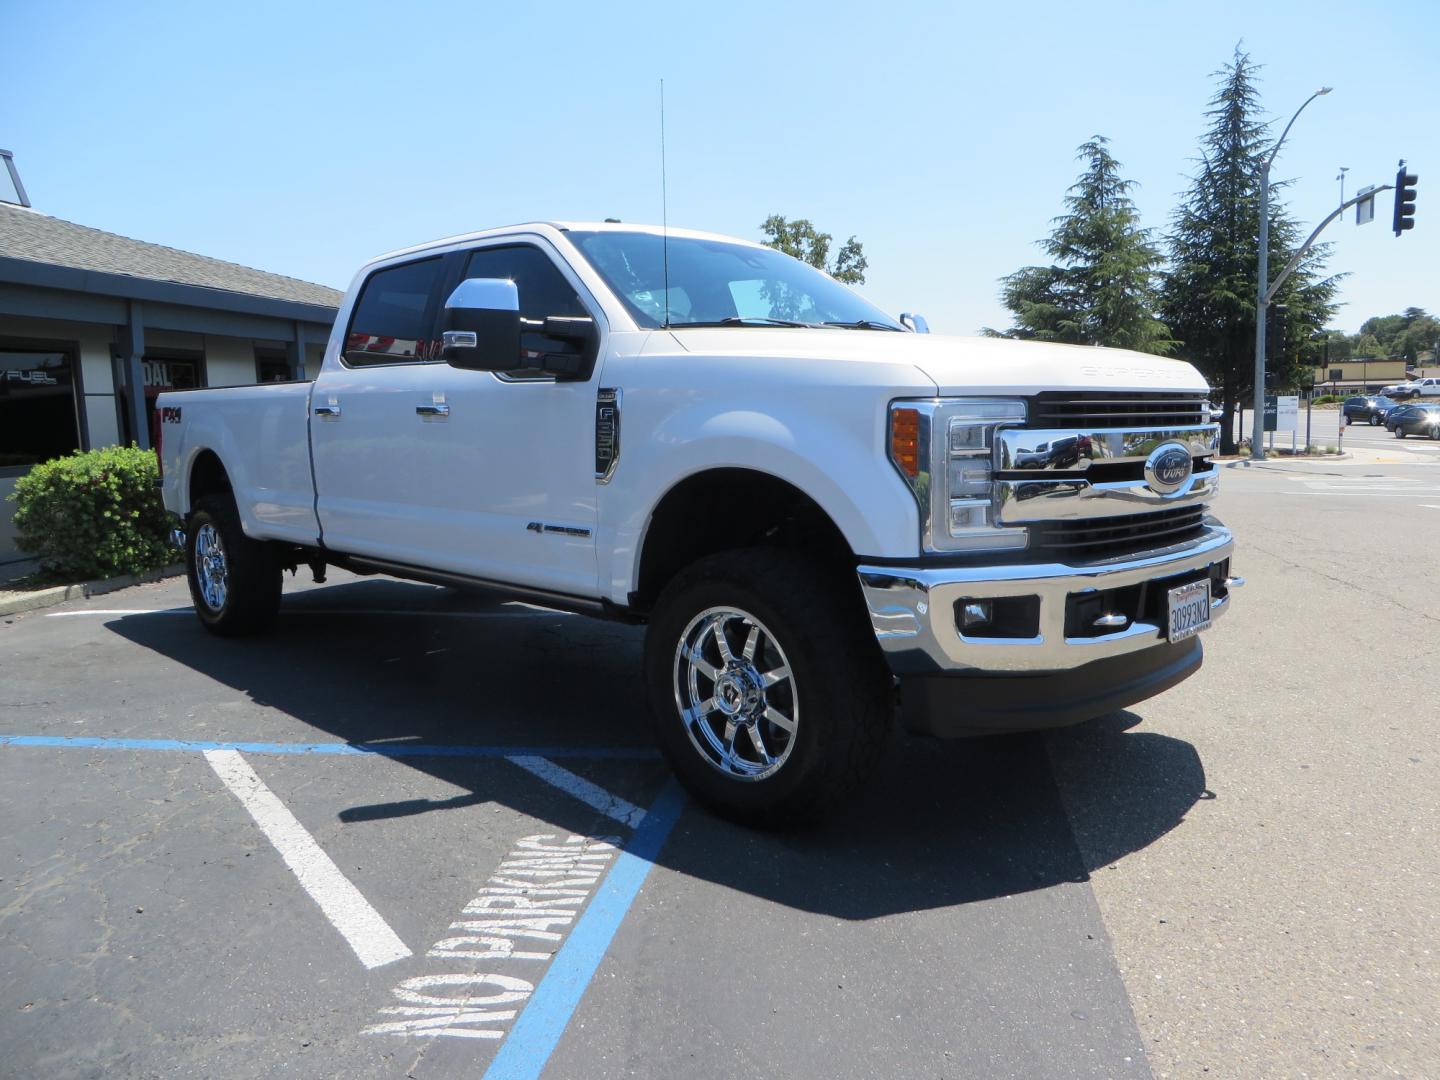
(991, 137, 1173, 354)
(1162, 47, 1339, 452)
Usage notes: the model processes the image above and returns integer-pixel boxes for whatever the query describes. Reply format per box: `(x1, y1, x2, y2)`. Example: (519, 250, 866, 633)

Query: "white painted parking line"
(45, 608, 190, 617)
(45, 607, 575, 619)
(507, 755, 646, 828)
(203, 748, 412, 970)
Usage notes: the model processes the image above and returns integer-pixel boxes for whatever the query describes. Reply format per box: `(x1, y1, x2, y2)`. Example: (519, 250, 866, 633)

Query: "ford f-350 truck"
(158, 222, 1239, 824)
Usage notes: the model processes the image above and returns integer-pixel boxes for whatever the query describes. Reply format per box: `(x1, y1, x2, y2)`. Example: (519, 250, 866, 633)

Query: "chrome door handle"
(416, 403, 450, 417)
(313, 404, 341, 418)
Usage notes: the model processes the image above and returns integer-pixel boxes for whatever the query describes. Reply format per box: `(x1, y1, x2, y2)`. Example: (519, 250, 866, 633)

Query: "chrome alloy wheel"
(672, 606, 798, 781)
(194, 522, 229, 612)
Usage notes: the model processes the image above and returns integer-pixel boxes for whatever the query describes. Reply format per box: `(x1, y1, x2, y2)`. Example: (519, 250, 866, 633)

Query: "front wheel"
(644, 549, 892, 826)
(1370, 414, 1381, 426)
(1396, 429, 1406, 439)
(185, 495, 282, 636)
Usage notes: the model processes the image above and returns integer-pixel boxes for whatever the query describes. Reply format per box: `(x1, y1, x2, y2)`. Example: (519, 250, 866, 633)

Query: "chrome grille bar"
(995, 425, 1219, 473)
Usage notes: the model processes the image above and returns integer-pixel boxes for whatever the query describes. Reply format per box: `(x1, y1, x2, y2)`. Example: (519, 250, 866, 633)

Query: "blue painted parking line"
(482, 778, 687, 1080)
(0, 735, 660, 760)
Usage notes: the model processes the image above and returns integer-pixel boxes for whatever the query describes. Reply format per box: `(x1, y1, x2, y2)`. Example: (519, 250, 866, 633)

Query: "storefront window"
(142, 352, 202, 449)
(0, 348, 81, 469)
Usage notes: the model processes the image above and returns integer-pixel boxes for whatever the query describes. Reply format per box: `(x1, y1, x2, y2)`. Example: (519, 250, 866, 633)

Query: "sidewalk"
(0, 562, 185, 618)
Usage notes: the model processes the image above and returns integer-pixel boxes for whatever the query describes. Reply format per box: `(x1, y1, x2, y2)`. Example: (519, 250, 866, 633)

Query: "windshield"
(568, 230, 904, 331)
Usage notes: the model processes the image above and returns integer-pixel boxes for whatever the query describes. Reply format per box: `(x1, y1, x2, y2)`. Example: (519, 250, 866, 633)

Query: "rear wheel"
(185, 495, 282, 636)
(644, 549, 892, 826)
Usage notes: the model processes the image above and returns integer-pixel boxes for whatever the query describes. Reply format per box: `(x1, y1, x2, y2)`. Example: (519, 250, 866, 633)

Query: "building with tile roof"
(0, 149, 341, 567)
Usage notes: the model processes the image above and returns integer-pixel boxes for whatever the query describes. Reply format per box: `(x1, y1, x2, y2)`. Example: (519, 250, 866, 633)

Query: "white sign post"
(1277, 394, 1299, 452)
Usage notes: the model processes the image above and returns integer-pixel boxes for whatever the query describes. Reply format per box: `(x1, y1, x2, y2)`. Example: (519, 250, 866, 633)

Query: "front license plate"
(1167, 580, 1212, 642)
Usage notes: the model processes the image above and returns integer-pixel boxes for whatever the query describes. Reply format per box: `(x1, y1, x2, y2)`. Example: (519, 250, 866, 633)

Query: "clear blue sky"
(6, 0, 1436, 337)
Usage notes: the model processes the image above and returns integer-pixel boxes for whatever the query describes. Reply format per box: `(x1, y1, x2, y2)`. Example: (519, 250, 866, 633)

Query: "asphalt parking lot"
(2, 457, 1437, 1079)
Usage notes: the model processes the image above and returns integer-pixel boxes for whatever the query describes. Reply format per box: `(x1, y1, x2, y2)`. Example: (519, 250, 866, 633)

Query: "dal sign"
(1263, 395, 1299, 432)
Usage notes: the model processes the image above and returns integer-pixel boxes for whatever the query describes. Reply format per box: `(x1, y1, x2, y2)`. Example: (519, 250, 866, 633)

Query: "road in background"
(1234, 404, 1440, 458)
(1073, 456, 1440, 1078)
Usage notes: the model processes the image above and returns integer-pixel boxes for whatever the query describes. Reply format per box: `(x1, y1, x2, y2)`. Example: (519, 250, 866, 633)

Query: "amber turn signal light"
(891, 407, 921, 478)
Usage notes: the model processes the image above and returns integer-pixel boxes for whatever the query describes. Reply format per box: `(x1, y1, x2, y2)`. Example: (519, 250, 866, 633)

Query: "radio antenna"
(660, 78, 670, 329)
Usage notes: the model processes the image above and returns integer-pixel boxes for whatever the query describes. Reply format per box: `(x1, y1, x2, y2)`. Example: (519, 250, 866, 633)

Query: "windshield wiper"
(821, 319, 904, 331)
(670, 316, 814, 328)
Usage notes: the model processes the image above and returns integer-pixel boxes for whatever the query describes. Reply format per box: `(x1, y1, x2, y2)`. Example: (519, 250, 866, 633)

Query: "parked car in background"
(1385, 403, 1440, 438)
(1342, 395, 1399, 425)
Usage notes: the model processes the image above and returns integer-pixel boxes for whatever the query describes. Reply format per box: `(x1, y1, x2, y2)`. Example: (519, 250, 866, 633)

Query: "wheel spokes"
(764, 705, 796, 734)
(742, 624, 760, 662)
(746, 723, 771, 764)
(712, 618, 736, 664)
(687, 648, 719, 682)
(761, 664, 791, 689)
(673, 605, 799, 782)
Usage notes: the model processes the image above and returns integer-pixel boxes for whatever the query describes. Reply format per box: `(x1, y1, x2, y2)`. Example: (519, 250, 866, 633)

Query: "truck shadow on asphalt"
(107, 579, 1208, 919)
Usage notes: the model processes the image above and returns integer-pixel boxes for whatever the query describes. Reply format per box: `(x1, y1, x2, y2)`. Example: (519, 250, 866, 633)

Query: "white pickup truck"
(1384, 377, 1440, 400)
(158, 222, 1238, 824)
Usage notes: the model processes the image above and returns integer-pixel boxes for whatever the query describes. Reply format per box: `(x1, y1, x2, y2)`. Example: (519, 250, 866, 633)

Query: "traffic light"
(1393, 165, 1418, 236)
(1266, 303, 1289, 361)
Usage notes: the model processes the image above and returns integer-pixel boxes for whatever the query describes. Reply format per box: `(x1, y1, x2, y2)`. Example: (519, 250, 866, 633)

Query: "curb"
(0, 563, 185, 619)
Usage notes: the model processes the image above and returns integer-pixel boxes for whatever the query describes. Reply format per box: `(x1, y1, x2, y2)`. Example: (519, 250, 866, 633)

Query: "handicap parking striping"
(481, 780, 685, 1080)
(1, 728, 685, 1078)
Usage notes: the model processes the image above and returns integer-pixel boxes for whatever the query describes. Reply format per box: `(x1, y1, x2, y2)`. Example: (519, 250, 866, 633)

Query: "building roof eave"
(0, 255, 339, 325)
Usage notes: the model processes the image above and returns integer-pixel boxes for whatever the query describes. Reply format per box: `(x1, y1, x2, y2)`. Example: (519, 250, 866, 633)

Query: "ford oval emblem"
(1144, 443, 1194, 495)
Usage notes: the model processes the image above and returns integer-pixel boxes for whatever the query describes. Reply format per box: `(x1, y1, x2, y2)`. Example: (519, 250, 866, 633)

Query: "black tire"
(1396, 429, 1406, 439)
(1370, 414, 1381, 426)
(185, 494, 282, 636)
(643, 549, 892, 827)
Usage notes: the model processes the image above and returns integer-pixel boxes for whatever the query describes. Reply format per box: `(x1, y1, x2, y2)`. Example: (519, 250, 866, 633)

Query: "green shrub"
(7, 444, 174, 581)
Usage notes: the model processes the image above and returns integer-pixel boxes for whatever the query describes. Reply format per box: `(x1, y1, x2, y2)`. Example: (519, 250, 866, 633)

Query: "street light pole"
(1253, 86, 1332, 461)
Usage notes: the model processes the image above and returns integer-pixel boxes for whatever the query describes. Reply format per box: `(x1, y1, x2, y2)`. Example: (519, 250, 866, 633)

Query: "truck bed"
(158, 381, 318, 545)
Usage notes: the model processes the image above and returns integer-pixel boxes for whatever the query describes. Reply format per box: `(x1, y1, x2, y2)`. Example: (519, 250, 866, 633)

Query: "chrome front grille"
(994, 394, 1219, 562)
(1027, 392, 1209, 430)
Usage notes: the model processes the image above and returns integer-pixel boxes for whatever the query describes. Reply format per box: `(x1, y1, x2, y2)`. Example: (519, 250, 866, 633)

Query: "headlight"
(889, 398, 1028, 553)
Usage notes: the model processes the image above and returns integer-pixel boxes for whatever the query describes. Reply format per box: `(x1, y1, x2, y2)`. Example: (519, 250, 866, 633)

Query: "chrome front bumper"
(857, 525, 1237, 675)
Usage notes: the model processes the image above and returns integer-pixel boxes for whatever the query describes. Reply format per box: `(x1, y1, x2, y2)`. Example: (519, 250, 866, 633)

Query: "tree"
(759, 216, 867, 284)
(990, 137, 1174, 354)
(1161, 47, 1340, 453)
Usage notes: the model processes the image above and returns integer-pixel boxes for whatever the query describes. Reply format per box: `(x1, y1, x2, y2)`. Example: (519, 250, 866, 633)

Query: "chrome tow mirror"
(442, 278, 522, 370)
